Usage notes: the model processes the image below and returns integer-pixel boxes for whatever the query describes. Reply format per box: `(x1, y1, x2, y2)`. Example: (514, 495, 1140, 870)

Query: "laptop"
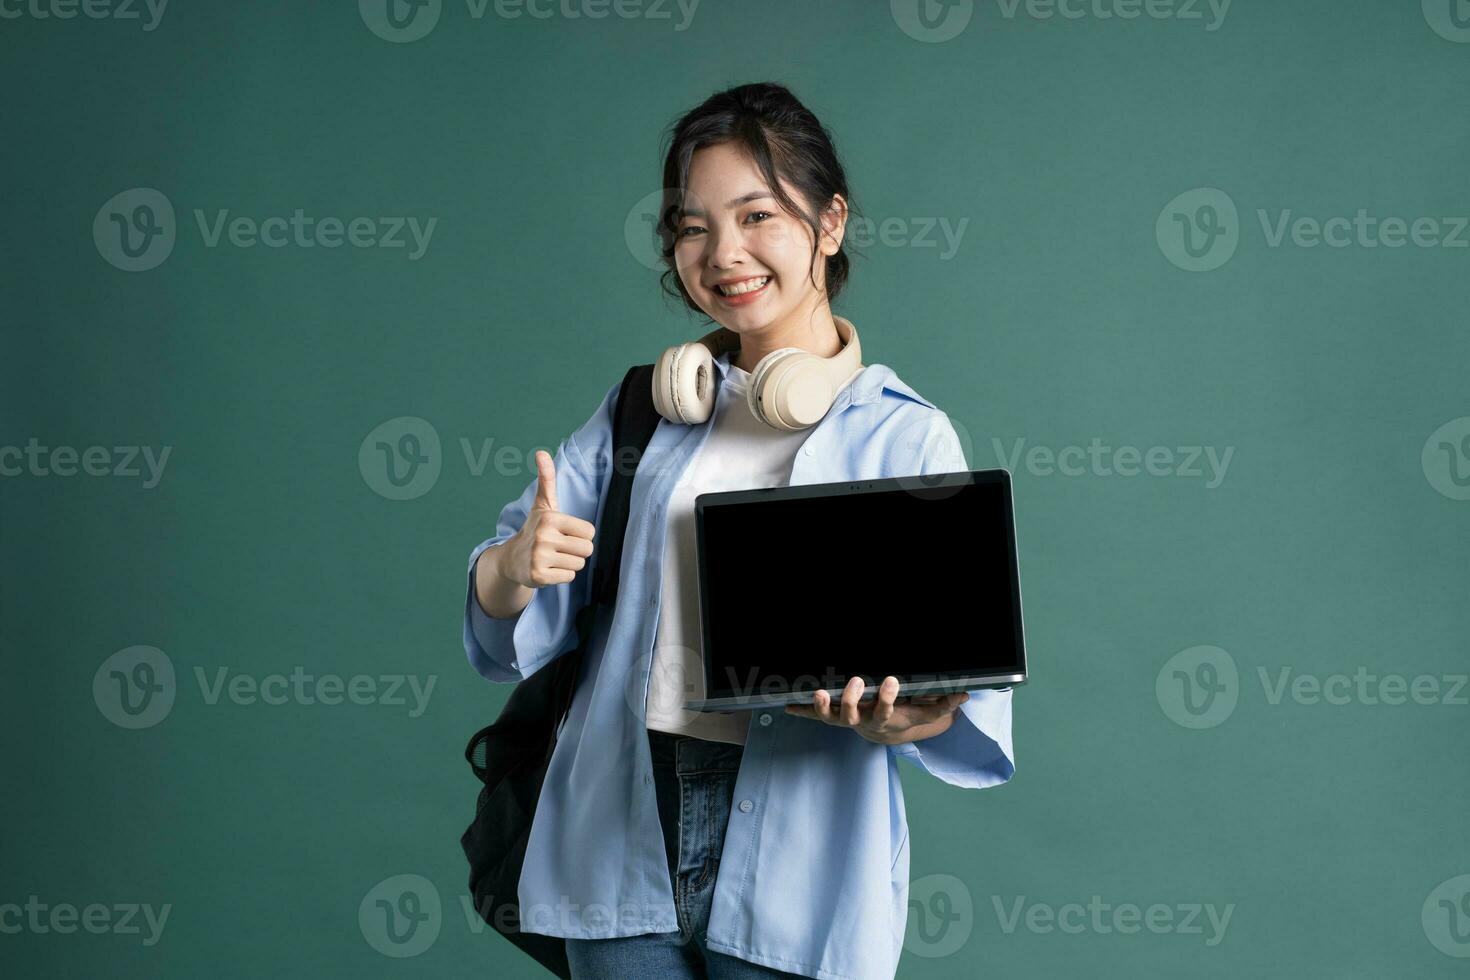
(682, 468, 1027, 712)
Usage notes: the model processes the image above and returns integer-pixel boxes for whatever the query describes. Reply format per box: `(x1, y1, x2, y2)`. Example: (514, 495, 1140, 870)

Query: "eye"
(747, 210, 773, 224)
(677, 224, 705, 239)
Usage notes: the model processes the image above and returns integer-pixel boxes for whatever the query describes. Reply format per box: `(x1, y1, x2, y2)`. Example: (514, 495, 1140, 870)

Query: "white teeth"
(717, 276, 769, 296)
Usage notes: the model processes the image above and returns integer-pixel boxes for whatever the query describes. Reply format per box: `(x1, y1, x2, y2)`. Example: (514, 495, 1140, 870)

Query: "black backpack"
(461, 363, 661, 979)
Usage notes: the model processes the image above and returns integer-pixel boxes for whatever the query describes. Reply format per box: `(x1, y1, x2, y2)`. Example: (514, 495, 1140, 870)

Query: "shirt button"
(758, 713, 772, 726)
(803, 445, 813, 456)
(738, 799, 753, 813)
(510, 660, 519, 669)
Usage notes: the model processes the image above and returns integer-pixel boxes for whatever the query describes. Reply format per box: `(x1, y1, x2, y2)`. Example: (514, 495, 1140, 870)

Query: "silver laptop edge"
(684, 672, 1024, 712)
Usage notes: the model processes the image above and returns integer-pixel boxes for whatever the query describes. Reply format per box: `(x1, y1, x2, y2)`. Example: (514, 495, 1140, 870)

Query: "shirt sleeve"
(888, 409, 1018, 789)
(463, 378, 622, 683)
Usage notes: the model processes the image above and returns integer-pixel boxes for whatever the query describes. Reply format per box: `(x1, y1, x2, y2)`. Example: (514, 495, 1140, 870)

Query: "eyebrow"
(679, 191, 772, 219)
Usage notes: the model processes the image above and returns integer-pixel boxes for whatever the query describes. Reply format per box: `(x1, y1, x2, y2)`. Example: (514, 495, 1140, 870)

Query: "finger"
(816, 687, 847, 724)
(841, 676, 865, 727)
(545, 510, 597, 541)
(539, 546, 588, 572)
(786, 689, 828, 722)
(873, 676, 899, 727)
(813, 688, 835, 723)
(533, 449, 559, 512)
(547, 527, 595, 558)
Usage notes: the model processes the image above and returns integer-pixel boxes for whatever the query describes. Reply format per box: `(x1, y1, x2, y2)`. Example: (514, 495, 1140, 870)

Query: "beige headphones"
(652, 315, 865, 431)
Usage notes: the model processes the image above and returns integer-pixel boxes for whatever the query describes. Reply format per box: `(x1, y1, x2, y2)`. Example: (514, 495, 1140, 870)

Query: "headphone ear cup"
(653, 341, 716, 424)
(747, 347, 812, 431)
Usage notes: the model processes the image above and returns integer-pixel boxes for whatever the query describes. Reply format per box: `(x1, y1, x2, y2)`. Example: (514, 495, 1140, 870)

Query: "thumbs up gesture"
(501, 449, 597, 589)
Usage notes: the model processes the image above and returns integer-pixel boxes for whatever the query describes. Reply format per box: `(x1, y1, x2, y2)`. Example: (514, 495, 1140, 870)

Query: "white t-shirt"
(644, 357, 811, 746)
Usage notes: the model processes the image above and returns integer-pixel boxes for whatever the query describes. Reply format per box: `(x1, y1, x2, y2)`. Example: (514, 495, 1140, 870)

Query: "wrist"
(475, 542, 534, 619)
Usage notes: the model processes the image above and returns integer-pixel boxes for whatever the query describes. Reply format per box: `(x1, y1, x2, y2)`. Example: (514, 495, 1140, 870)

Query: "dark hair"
(655, 82, 861, 318)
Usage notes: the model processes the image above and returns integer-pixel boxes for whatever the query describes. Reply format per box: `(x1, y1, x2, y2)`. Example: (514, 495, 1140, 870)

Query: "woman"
(465, 82, 1015, 980)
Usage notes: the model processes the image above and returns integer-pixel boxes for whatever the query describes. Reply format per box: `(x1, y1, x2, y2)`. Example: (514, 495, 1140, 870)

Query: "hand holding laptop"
(783, 675, 971, 746)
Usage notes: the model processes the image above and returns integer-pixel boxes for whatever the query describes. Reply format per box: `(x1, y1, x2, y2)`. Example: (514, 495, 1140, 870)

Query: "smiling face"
(672, 142, 844, 341)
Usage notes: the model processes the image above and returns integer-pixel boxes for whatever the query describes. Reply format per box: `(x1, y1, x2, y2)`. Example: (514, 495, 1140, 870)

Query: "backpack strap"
(546, 365, 661, 744)
(589, 363, 660, 607)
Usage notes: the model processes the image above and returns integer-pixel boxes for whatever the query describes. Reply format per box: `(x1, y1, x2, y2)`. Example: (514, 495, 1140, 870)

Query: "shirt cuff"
(463, 538, 581, 683)
(891, 688, 1016, 789)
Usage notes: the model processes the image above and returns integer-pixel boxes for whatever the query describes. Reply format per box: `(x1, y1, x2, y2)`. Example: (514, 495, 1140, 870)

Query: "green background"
(2, 1, 1467, 977)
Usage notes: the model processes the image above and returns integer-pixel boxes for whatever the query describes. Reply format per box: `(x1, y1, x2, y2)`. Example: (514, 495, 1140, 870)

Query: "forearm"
(474, 541, 535, 620)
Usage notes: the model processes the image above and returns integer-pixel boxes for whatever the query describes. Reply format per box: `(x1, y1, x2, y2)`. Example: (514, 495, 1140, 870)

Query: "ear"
(819, 193, 848, 255)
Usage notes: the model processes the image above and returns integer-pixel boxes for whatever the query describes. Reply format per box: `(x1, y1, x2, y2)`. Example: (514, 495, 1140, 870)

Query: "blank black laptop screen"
(696, 475, 1023, 699)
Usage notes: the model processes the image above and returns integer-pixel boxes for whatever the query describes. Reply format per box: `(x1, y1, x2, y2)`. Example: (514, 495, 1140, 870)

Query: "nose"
(707, 223, 749, 274)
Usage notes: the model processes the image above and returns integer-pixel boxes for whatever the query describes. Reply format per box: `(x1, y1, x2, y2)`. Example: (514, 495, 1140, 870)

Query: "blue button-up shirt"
(463, 349, 1016, 980)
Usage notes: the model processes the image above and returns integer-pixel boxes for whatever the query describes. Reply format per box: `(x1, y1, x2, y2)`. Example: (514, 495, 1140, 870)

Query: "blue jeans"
(565, 728, 804, 979)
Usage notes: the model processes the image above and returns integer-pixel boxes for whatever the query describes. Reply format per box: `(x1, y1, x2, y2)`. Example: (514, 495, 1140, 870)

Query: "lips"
(713, 275, 771, 297)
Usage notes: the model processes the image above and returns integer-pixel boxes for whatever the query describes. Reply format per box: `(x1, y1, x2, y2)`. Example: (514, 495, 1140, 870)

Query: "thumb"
(533, 449, 559, 513)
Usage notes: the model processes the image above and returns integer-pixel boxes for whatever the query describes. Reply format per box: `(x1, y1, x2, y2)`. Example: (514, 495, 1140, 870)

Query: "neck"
(730, 295, 842, 374)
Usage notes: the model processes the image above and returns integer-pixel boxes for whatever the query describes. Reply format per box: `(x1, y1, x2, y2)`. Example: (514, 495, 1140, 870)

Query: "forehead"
(680, 143, 784, 217)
